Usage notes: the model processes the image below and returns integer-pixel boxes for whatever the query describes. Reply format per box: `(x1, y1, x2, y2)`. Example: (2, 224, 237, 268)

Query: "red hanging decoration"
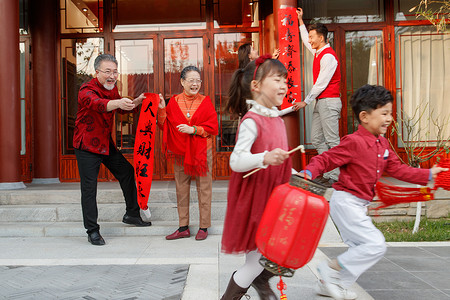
(134, 93, 159, 210)
(434, 158, 450, 190)
(375, 157, 450, 209)
(375, 181, 435, 209)
(277, 275, 288, 300)
(278, 6, 301, 109)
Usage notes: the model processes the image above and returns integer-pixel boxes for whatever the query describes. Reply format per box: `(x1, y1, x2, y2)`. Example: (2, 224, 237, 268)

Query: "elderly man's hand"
(118, 98, 135, 111)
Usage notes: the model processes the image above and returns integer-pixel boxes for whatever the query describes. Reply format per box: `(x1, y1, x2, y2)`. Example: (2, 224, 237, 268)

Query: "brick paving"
(0, 264, 188, 300)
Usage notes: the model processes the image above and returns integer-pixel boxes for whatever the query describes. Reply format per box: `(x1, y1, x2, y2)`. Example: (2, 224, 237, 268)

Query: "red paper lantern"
(256, 182, 329, 270)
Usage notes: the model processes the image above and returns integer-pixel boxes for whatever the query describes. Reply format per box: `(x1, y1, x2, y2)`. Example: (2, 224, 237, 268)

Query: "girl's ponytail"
(225, 68, 249, 118)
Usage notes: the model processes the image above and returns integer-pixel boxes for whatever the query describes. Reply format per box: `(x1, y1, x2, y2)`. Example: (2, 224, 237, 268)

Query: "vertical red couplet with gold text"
(278, 6, 301, 109)
(134, 93, 159, 210)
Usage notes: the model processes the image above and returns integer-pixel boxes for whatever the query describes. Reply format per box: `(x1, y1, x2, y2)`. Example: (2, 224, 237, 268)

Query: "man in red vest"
(294, 8, 342, 188)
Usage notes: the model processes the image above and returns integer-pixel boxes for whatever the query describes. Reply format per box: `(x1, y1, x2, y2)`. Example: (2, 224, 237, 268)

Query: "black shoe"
(88, 231, 105, 246)
(122, 214, 152, 227)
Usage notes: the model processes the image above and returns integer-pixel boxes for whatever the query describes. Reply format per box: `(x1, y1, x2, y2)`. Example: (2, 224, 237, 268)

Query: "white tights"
(233, 250, 264, 288)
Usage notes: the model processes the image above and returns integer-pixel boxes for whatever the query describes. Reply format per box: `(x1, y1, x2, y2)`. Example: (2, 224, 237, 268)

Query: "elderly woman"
(157, 66, 218, 241)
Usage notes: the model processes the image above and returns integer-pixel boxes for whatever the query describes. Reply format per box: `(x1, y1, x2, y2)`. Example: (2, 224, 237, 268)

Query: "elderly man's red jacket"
(73, 78, 132, 155)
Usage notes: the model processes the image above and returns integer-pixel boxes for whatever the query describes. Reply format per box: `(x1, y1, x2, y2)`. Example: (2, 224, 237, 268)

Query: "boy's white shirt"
(229, 100, 282, 173)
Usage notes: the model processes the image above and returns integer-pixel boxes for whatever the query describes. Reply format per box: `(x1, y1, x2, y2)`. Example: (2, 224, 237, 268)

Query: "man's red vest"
(313, 47, 341, 99)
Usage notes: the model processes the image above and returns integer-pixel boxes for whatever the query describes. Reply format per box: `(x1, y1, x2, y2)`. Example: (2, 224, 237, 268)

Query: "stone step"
(0, 221, 225, 237)
(0, 181, 229, 205)
(0, 202, 228, 222)
(0, 218, 342, 244)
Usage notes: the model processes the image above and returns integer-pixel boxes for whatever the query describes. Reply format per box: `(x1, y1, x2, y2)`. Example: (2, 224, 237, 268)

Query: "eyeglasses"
(98, 69, 120, 76)
(185, 78, 202, 84)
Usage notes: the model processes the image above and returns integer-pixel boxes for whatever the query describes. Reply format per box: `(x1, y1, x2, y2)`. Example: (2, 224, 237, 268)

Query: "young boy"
(300, 85, 448, 300)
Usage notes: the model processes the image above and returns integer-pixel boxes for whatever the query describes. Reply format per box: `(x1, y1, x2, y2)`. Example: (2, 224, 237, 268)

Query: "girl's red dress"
(221, 111, 292, 254)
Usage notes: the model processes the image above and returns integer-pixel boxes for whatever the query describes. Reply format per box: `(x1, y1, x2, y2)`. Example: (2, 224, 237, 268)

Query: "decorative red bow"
(253, 54, 273, 80)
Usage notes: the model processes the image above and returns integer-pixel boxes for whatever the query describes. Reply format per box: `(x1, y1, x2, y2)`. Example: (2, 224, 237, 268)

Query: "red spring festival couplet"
(134, 93, 159, 210)
(278, 6, 301, 109)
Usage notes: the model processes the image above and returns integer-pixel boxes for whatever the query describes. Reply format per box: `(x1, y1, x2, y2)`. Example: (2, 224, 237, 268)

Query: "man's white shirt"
(300, 24, 338, 104)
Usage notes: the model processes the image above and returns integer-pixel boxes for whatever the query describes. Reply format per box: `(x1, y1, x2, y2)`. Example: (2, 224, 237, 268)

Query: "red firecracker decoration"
(375, 157, 450, 209)
(434, 158, 450, 190)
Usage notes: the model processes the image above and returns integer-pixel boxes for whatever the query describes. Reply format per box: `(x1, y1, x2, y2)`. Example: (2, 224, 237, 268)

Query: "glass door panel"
(214, 33, 258, 152)
(60, 38, 104, 155)
(115, 39, 158, 178)
(395, 26, 450, 145)
(164, 38, 204, 98)
(345, 30, 383, 134)
(115, 39, 155, 153)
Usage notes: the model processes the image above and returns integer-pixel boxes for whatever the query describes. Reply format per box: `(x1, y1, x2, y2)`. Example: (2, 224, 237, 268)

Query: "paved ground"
(321, 245, 450, 300)
(0, 234, 448, 299)
(0, 264, 188, 300)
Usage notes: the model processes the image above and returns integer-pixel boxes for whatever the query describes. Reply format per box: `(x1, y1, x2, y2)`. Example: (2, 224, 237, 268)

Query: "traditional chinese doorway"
(113, 34, 207, 180)
(58, 0, 262, 182)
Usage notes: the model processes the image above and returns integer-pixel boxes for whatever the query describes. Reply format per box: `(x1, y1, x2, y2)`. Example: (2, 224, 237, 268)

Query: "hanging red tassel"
(277, 275, 287, 300)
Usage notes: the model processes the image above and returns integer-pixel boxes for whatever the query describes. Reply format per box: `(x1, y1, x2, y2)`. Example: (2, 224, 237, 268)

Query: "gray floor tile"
(357, 270, 434, 290)
(411, 271, 450, 290)
(387, 257, 450, 272)
(385, 246, 437, 257)
(318, 246, 347, 258)
(364, 257, 405, 272)
(419, 247, 450, 258)
(367, 289, 450, 300)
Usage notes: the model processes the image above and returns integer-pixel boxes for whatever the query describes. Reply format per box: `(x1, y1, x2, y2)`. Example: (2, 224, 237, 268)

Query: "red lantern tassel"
(277, 276, 287, 300)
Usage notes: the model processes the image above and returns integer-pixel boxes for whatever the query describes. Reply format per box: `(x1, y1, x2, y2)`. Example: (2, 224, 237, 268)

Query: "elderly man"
(294, 8, 342, 188)
(73, 54, 151, 246)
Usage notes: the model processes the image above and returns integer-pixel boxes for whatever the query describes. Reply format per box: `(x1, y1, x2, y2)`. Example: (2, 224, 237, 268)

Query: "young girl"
(221, 55, 292, 300)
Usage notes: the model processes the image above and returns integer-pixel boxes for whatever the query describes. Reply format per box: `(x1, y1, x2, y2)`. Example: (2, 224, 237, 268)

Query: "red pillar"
(0, 0, 25, 189)
(273, 0, 301, 171)
(30, 0, 60, 183)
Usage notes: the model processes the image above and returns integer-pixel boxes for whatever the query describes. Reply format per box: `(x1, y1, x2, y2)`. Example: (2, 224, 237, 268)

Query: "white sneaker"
(315, 280, 357, 300)
(316, 261, 356, 300)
